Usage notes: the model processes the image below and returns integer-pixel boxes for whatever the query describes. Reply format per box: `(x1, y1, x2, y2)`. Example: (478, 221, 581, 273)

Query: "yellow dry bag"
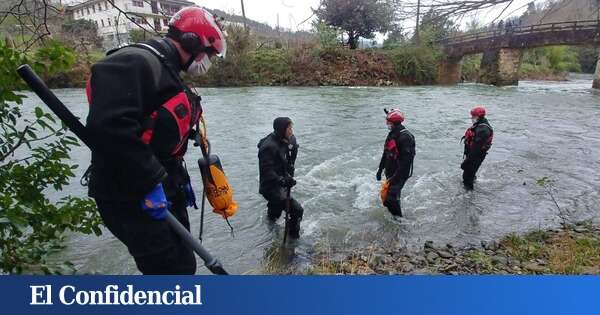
(380, 180, 390, 205)
(198, 154, 237, 219)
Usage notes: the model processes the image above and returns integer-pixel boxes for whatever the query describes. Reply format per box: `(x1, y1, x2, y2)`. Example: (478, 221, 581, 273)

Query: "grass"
(499, 227, 600, 274)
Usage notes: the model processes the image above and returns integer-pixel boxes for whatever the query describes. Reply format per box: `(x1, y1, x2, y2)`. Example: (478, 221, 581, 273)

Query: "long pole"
(16, 64, 228, 275)
(240, 0, 248, 32)
(415, 0, 421, 45)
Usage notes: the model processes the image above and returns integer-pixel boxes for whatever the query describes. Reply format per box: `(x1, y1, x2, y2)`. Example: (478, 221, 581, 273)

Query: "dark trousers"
(95, 190, 196, 275)
(461, 153, 487, 188)
(384, 177, 407, 217)
(266, 196, 304, 237)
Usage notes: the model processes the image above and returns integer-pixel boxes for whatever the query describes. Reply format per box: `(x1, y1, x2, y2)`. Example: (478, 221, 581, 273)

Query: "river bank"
(307, 222, 600, 275)
(45, 47, 588, 89)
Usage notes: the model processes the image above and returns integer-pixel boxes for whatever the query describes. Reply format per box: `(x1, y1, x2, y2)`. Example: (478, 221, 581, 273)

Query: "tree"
(418, 9, 457, 46)
(0, 2, 103, 274)
(382, 24, 407, 49)
(316, 0, 396, 49)
(60, 19, 102, 48)
(313, 20, 340, 52)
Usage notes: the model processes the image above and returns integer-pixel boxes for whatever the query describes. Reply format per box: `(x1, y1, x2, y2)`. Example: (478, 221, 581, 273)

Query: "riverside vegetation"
(305, 222, 600, 275)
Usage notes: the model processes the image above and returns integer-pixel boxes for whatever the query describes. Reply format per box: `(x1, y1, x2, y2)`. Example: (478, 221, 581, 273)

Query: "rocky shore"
(309, 222, 600, 275)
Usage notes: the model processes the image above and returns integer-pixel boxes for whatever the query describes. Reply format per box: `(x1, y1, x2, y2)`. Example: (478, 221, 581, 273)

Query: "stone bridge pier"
(594, 54, 600, 89)
(437, 57, 462, 85)
(478, 48, 523, 86)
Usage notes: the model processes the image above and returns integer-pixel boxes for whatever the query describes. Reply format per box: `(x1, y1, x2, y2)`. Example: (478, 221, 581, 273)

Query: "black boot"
(463, 181, 474, 190)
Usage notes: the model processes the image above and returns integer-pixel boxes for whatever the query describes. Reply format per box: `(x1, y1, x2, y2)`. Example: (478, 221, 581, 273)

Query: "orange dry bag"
(198, 154, 237, 219)
(380, 180, 390, 205)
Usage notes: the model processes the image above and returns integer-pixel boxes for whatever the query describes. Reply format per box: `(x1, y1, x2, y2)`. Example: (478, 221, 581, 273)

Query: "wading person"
(258, 117, 303, 239)
(376, 109, 416, 218)
(85, 7, 230, 274)
(461, 106, 494, 190)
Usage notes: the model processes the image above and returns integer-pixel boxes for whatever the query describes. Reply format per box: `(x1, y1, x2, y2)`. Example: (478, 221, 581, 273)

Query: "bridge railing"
(438, 20, 600, 45)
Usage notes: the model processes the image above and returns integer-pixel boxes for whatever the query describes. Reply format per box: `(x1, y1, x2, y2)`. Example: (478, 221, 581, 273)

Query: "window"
(86, 7, 90, 15)
(161, 4, 179, 15)
(151, 1, 158, 14)
(105, 2, 108, 10)
(101, 19, 105, 27)
(154, 19, 161, 31)
(92, 5, 95, 13)
(132, 0, 143, 7)
(108, 18, 111, 26)
(98, 3, 102, 11)
(163, 18, 168, 26)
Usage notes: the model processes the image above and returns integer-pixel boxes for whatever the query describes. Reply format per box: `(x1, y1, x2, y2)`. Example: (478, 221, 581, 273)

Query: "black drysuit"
(378, 124, 416, 217)
(461, 118, 493, 189)
(85, 39, 197, 274)
(258, 133, 303, 237)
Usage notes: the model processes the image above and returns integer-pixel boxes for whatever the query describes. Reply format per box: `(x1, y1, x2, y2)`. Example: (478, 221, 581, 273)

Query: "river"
(23, 75, 600, 274)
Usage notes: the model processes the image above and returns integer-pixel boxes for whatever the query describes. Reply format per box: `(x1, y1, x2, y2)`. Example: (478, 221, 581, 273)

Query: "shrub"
(388, 45, 441, 84)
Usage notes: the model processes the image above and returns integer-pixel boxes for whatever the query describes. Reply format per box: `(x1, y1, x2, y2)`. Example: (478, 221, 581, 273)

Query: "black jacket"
(464, 118, 493, 159)
(86, 39, 191, 200)
(378, 124, 416, 183)
(257, 133, 298, 201)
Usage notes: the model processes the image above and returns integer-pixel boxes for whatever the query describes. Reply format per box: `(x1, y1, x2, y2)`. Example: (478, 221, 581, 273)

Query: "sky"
(193, 0, 321, 31)
(62, 0, 543, 32)
(192, 0, 536, 31)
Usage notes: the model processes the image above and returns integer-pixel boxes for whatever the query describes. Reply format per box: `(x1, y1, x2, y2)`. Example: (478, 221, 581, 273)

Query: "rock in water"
(426, 252, 439, 263)
(437, 250, 454, 259)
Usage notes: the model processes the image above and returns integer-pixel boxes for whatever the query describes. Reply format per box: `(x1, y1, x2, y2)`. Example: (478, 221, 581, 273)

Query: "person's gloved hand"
(279, 176, 297, 188)
(141, 183, 169, 220)
(376, 169, 383, 181)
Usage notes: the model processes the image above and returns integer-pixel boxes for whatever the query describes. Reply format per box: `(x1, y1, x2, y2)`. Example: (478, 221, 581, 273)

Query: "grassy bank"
(304, 222, 600, 275)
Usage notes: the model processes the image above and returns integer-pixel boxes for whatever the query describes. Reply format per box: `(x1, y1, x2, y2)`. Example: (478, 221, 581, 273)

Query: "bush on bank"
(0, 40, 103, 274)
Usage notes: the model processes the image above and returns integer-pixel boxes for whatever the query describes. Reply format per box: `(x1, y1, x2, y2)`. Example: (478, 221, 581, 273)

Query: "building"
(66, 0, 194, 49)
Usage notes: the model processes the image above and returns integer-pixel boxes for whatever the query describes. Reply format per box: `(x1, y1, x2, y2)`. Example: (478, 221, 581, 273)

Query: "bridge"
(437, 20, 600, 88)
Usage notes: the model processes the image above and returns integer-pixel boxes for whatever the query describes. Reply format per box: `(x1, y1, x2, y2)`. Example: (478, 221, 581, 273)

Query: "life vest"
(464, 123, 493, 152)
(384, 129, 412, 160)
(85, 43, 203, 160)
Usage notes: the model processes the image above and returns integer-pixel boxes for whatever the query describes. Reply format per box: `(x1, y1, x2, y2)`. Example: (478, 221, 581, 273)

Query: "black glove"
(279, 176, 297, 188)
(376, 169, 382, 181)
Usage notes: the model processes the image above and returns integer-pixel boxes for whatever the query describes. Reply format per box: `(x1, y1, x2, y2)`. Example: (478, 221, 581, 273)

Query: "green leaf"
(34, 107, 44, 119)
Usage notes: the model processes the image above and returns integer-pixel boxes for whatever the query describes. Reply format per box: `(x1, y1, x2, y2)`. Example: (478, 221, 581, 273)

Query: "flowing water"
(22, 74, 600, 274)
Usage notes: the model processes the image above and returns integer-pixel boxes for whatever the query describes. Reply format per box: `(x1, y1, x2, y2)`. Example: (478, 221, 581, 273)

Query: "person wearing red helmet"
(461, 106, 494, 190)
(376, 109, 416, 218)
(84, 6, 228, 274)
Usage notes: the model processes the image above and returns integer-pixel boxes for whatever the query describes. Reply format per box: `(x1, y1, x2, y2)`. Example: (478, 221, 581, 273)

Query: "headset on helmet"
(168, 6, 227, 58)
(470, 106, 486, 118)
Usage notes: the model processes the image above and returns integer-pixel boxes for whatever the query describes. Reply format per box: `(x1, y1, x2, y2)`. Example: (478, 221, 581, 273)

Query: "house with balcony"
(66, 0, 194, 49)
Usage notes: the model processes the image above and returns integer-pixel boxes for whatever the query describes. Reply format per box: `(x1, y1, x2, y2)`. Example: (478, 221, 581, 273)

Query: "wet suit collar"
(147, 38, 184, 73)
(390, 124, 406, 133)
(473, 117, 490, 127)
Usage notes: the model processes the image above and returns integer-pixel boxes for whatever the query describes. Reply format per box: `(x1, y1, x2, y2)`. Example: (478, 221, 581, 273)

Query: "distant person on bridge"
(84, 7, 232, 274)
(461, 106, 494, 190)
(376, 109, 416, 218)
(258, 117, 303, 239)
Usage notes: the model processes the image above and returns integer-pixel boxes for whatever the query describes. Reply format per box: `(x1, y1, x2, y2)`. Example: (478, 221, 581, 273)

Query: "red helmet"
(470, 106, 486, 118)
(169, 7, 227, 58)
(386, 109, 405, 124)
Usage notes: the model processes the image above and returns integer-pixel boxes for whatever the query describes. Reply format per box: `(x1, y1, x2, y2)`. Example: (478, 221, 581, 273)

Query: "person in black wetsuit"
(376, 109, 416, 218)
(461, 106, 494, 190)
(85, 7, 228, 274)
(258, 117, 303, 239)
